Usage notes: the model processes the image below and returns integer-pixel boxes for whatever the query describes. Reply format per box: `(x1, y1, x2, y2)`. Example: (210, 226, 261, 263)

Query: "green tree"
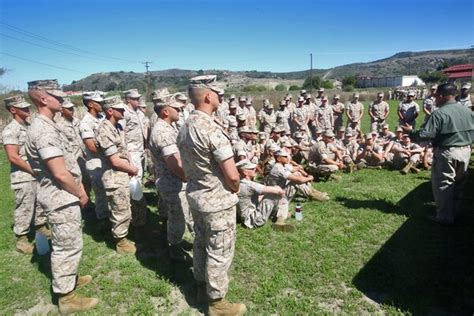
(275, 84, 287, 91)
(342, 76, 356, 87)
(302, 76, 321, 90)
(289, 85, 300, 91)
(322, 80, 333, 89)
(418, 71, 448, 84)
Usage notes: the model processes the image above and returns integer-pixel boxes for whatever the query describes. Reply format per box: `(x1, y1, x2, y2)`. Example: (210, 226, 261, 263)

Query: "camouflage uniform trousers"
(393, 153, 420, 169)
(87, 168, 109, 220)
(258, 195, 289, 221)
(12, 180, 46, 236)
(129, 151, 147, 227)
(159, 190, 194, 245)
(192, 206, 236, 300)
(370, 119, 386, 133)
(347, 120, 361, 131)
(48, 204, 83, 294)
(307, 162, 338, 177)
(106, 186, 132, 239)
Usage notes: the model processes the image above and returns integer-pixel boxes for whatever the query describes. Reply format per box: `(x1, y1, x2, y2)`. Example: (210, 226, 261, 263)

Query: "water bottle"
(295, 203, 303, 221)
(35, 231, 50, 255)
(129, 176, 143, 201)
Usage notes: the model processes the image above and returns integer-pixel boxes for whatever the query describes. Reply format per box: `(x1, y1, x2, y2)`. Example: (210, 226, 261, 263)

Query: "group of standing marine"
(2, 74, 473, 315)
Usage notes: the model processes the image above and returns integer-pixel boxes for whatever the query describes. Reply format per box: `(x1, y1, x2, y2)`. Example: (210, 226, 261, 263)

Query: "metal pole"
(310, 53, 313, 93)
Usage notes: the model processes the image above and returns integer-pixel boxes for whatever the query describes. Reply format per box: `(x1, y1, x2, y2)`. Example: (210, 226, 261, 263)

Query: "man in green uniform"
(404, 83, 474, 224)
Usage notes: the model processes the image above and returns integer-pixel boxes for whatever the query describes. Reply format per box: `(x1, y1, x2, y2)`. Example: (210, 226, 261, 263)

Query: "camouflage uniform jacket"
(177, 110, 238, 213)
(369, 101, 389, 121)
(26, 114, 81, 211)
(2, 119, 35, 184)
(96, 119, 130, 189)
(122, 105, 146, 153)
(79, 112, 103, 170)
(56, 116, 84, 160)
(149, 118, 184, 193)
(346, 101, 364, 122)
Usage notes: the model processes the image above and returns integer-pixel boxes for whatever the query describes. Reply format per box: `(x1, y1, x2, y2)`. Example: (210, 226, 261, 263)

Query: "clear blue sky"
(1, 0, 473, 90)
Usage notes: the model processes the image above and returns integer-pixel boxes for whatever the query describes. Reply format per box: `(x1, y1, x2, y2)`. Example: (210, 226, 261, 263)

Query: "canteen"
(129, 176, 143, 201)
(35, 231, 50, 255)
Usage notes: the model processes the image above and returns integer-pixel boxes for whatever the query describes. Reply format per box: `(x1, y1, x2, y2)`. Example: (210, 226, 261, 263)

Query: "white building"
(357, 75, 425, 88)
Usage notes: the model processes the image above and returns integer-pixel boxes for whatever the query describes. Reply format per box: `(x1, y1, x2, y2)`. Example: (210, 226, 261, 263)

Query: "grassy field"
(0, 103, 473, 315)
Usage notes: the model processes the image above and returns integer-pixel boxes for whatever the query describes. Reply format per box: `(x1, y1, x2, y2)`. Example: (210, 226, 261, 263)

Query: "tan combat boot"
(355, 161, 366, 170)
(116, 238, 136, 254)
(309, 188, 330, 202)
(209, 298, 247, 316)
(58, 291, 99, 315)
(400, 161, 413, 175)
(75, 275, 92, 288)
(36, 225, 52, 239)
(410, 164, 420, 173)
(271, 217, 295, 232)
(16, 235, 34, 254)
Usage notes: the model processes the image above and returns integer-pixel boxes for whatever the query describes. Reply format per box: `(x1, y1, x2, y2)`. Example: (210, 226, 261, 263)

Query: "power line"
(142, 61, 152, 73)
(0, 33, 119, 63)
(1, 52, 89, 75)
(0, 22, 140, 64)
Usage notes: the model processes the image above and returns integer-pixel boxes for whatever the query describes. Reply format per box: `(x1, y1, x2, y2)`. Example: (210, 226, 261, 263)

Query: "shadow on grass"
(353, 165, 474, 314)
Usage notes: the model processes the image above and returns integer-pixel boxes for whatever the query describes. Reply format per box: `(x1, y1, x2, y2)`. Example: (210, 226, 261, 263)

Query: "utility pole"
(310, 53, 313, 93)
(142, 61, 152, 74)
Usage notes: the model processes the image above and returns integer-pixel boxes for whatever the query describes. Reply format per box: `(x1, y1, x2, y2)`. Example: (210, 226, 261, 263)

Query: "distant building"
(357, 75, 425, 88)
(442, 64, 473, 83)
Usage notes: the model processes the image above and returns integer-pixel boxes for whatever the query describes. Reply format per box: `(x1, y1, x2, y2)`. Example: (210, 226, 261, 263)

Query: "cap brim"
(14, 101, 31, 108)
(47, 90, 67, 98)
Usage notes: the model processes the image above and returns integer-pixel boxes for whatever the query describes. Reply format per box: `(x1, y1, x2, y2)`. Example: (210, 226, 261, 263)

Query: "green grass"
(0, 106, 473, 314)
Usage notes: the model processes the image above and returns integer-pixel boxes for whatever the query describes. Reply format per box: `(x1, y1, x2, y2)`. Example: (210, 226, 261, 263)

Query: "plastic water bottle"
(295, 203, 303, 221)
(35, 231, 50, 255)
(129, 177, 143, 201)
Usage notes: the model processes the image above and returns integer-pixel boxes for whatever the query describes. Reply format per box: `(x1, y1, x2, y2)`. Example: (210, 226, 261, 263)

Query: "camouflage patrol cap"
(294, 132, 305, 139)
(298, 96, 304, 102)
(305, 93, 312, 99)
(353, 92, 360, 98)
(272, 125, 285, 133)
(266, 103, 274, 109)
(318, 88, 325, 92)
(364, 132, 373, 140)
(274, 149, 289, 157)
(245, 99, 252, 105)
(235, 159, 257, 170)
(338, 126, 346, 132)
(284, 96, 290, 101)
(461, 83, 471, 90)
(334, 94, 340, 99)
(228, 119, 238, 127)
(102, 95, 127, 110)
(139, 98, 148, 108)
(4, 95, 31, 109)
(300, 89, 307, 95)
(27, 79, 67, 97)
(236, 113, 248, 121)
(430, 85, 438, 90)
(230, 94, 236, 99)
(229, 101, 238, 109)
(123, 89, 141, 99)
(316, 127, 323, 134)
(279, 100, 286, 106)
(61, 97, 75, 109)
(239, 96, 247, 102)
(83, 91, 105, 103)
(321, 96, 328, 101)
(258, 131, 267, 138)
(382, 123, 389, 129)
(345, 130, 354, 137)
(323, 130, 334, 137)
(396, 125, 403, 132)
(175, 93, 188, 102)
(263, 99, 270, 106)
(151, 88, 171, 101)
(238, 126, 251, 134)
(407, 91, 415, 97)
(377, 92, 384, 97)
(188, 75, 223, 94)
